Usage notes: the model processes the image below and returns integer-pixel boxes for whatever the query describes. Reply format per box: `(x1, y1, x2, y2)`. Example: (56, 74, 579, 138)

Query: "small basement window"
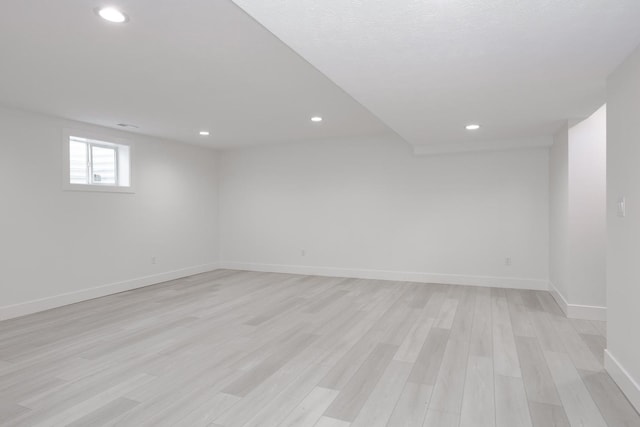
(64, 132, 133, 192)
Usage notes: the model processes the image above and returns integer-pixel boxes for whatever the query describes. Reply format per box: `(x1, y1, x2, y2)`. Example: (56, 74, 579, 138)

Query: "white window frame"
(86, 141, 119, 186)
(62, 129, 135, 193)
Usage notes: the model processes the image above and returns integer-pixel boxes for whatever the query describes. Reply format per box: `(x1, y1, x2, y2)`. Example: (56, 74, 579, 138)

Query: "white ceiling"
(3, 1, 640, 152)
(0, 0, 390, 148)
(233, 0, 640, 151)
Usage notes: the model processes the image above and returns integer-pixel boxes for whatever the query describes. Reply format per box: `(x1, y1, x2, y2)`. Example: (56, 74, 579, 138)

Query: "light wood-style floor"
(1, 270, 638, 427)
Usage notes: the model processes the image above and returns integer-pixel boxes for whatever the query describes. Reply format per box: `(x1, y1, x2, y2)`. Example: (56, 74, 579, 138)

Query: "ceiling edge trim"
(412, 136, 553, 156)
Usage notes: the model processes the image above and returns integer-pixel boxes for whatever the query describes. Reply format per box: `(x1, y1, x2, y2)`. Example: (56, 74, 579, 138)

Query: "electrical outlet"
(505, 257, 512, 266)
(301, 249, 306, 257)
(151, 256, 157, 265)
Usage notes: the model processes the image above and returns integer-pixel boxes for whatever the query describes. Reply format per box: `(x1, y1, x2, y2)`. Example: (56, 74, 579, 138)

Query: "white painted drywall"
(548, 106, 607, 318)
(568, 105, 607, 307)
(0, 106, 219, 316)
(218, 134, 549, 289)
(606, 43, 640, 410)
(549, 125, 570, 300)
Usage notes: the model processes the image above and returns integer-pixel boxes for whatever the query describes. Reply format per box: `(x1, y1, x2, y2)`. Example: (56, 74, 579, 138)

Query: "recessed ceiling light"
(199, 131, 210, 136)
(97, 7, 128, 23)
(465, 124, 481, 130)
(311, 116, 323, 122)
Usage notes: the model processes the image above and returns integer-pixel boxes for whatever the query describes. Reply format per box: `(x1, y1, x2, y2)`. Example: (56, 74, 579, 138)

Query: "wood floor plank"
(422, 291, 447, 318)
(222, 332, 318, 397)
(459, 355, 494, 427)
(495, 374, 532, 427)
(318, 334, 381, 391)
(570, 319, 600, 335)
(278, 387, 340, 427)
(214, 366, 300, 426)
(369, 288, 424, 346)
(528, 402, 570, 427)
(590, 320, 607, 337)
(214, 325, 347, 427)
(434, 298, 458, 329)
(406, 328, 450, 385)
(119, 369, 241, 426)
(543, 350, 608, 427)
(0, 375, 66, 404)
(385, 382, 432, 427)
(449, 286, 477, 342)
(394, 315, 436, 363)
(314, 416, 351, 427)
(515, 336, 562, 406)
(305, 290, 350, 314)
(65, 397, 139, 427)
(492, 294, 522, 378)
(469, 287, 492, 358)
(244, 296, 306, 326)
(171, 392, 240, 427)
(350, 360, 412, 427)
(547, 315, 602, 372)
(423, 409, 460, 427)
(0, 402, 31, 425)
(506, 290, 537, 338)
(18, 373, 154, 427)
(536, 292, 564, 316)
(520, 290, 544, 312)
(580, 333, 606, 366)
(528, 310, 566, 353)
(323, 343, 398, 422)
(428, 337, 470, 413)
(239, 363, 334, 427)
(579, 369, 640, 427)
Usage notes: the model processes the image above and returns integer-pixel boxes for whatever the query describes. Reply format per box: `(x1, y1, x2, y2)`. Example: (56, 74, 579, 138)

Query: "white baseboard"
(605, 350, 640, 413)
(220, 261, 548, 290)
(0, 263, 219, 321)
(549, 281, 607, 321)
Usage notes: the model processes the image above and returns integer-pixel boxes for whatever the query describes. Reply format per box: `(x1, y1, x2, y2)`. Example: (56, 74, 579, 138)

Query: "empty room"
(1, 1, 640, 426)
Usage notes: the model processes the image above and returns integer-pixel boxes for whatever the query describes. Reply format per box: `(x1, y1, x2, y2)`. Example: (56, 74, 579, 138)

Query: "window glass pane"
(91, 145, 117, 184)
(67, 135, 131, 190)
(69, 139, 88, 184)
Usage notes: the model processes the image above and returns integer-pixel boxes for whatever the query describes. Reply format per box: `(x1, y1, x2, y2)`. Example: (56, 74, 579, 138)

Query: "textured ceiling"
(233, 0, 640, 150)
(0, 0, 390, 148)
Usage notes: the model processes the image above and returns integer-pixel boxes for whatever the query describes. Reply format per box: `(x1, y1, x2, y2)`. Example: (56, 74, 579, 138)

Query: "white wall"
(605, 43, 640, 411)
(549, 125, 570, 300)
(0, 106, 219, 319)
(219, 135, 550, 289)
(568, 105, 607, 307)
(549, 106, 607, 319)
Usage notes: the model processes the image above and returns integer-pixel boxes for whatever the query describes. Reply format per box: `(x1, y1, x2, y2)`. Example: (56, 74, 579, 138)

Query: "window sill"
(63, 184, 135, 194)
